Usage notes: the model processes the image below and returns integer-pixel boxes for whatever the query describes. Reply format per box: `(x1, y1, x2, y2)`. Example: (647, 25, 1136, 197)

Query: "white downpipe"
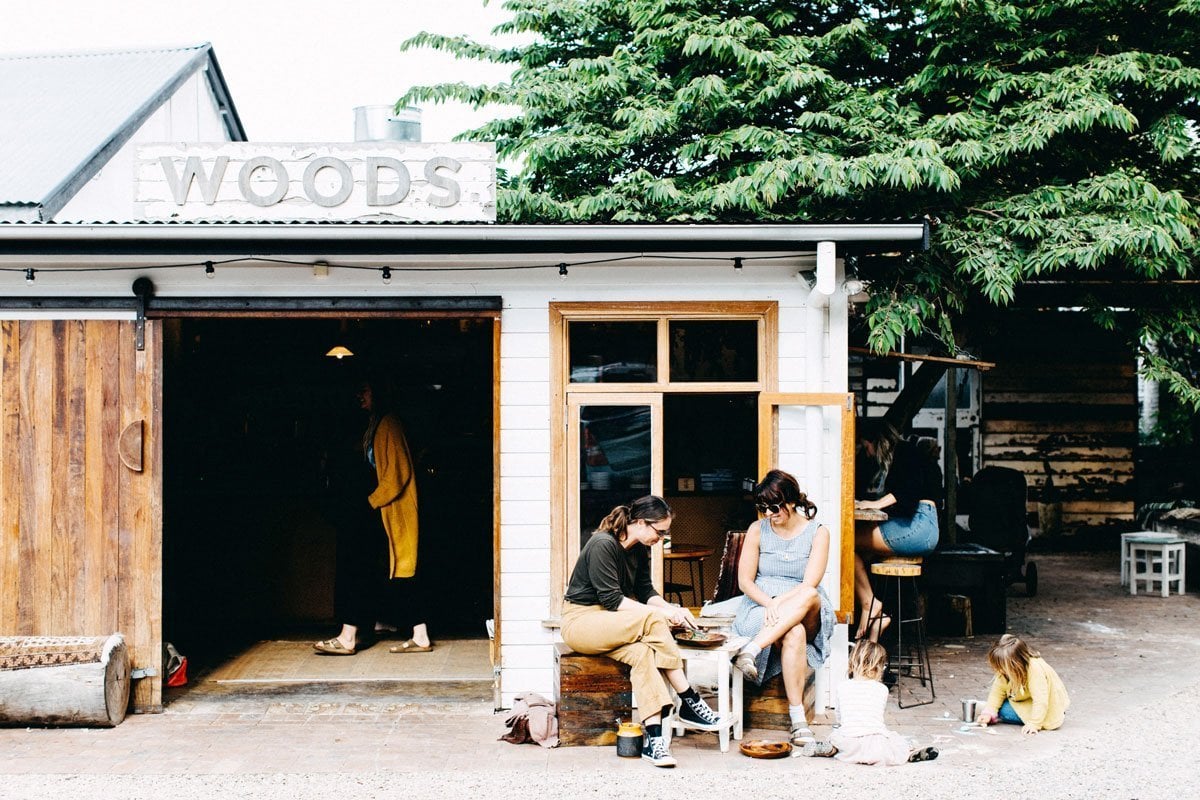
(805, 240, 837, 308)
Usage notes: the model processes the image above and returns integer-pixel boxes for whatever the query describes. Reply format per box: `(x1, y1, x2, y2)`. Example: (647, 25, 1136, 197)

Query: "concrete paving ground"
(1, 550, 1197, 800)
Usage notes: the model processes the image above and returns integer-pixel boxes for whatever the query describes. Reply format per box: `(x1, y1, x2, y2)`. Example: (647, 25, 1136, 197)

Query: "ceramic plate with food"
(671, 628, 727, 648)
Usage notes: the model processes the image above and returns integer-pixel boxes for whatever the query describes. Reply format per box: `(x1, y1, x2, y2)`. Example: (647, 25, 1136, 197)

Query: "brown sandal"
(313, 638, 356, 655)
(388, 639, 433, 653)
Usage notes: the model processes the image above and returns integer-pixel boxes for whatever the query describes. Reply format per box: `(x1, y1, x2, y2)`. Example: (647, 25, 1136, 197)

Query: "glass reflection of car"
(570, 361, 655, 383)
(582, 406, 651, 481)
(599, 362, 654, 382)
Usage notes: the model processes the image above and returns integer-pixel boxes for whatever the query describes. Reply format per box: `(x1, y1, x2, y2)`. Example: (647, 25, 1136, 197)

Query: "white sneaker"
(641, 736, 677, 768)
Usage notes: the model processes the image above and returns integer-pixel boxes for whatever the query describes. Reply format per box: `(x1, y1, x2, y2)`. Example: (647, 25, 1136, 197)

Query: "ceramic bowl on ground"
(739, 740, 792, 759)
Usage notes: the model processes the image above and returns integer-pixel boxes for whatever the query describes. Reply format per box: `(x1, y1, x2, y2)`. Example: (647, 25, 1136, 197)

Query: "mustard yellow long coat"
(367, 414, 420, 579)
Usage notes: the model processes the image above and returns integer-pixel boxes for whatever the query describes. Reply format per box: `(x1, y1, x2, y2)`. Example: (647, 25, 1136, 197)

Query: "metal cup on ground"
(960, 698, 978, 723)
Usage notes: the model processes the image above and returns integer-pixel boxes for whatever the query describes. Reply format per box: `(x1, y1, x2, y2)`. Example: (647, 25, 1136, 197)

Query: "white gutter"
(0, 222, 927, 246)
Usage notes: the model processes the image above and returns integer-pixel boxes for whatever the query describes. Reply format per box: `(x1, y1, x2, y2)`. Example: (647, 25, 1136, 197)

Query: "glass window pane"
(578, 405, 652, 550)
(669, 320, 758, 382)
(569, 321, 657, 383)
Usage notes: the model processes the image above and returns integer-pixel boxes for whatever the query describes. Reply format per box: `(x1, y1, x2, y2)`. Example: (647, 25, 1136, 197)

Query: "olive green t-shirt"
(564, 531, 657, 611)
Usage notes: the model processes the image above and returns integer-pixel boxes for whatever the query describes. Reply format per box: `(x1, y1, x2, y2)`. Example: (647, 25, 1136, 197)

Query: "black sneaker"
(677, 695, 725, 731)
(641, 736, 677, 768)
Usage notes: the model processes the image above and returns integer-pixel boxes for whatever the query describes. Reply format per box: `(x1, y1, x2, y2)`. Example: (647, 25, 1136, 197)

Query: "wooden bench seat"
(553, 642, 633, 746)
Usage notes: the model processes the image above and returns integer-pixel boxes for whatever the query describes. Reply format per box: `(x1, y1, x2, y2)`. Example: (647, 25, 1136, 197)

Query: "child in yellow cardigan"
(976, 634, 1069, 735)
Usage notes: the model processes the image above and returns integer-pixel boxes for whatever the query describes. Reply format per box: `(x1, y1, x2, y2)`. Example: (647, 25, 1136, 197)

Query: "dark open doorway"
(162, 316, 494, 675)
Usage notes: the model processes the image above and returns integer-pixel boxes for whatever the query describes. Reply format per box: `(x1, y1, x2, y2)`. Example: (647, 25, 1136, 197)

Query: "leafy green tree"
(402, 0, 1200, 414)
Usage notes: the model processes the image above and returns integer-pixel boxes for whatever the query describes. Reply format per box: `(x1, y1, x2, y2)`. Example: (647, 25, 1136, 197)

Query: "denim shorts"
(878, 501, 939, 555)
(998, 699, 1023, 724)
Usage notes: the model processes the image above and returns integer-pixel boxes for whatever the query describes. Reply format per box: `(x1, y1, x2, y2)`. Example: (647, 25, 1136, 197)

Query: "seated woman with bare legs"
(853, 421, 941, 641)
(730, 469, 835, 746)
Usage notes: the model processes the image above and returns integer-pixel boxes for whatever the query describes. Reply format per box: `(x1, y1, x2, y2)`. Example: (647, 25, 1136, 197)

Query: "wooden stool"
(867, 558, 935, 708)
(1128, 536, 1186, 597)
(553, 643, 633, 746)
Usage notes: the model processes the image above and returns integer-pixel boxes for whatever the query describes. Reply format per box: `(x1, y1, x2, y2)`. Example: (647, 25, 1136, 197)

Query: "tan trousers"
(561, 601, 683, 720)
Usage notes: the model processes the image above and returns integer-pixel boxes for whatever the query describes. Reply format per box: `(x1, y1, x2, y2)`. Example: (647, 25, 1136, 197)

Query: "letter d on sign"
(366, 157, 411, 206)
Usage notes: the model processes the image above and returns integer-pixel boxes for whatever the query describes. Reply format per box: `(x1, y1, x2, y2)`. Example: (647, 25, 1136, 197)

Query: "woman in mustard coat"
(315, 379, 429, 655)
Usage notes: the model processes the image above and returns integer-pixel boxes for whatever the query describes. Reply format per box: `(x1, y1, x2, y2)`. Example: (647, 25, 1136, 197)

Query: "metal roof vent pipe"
(353, 105, 422, 143)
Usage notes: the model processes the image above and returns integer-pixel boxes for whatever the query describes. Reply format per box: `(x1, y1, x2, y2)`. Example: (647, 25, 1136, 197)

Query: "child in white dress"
(798, 640, 938, 764)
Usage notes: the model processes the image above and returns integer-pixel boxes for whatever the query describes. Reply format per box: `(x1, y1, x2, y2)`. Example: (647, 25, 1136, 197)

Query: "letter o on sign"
(303, 157, 354, 207)
(238, 157, 290, 206)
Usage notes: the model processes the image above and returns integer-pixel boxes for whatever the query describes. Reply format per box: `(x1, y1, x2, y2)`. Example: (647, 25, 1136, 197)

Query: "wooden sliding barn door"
(0, 319, 162, 711)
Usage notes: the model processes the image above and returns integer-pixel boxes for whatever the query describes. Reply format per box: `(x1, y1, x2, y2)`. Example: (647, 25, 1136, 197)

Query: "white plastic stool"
(1121, 532, 1177, 586)
(1128, 535, 1186, 596)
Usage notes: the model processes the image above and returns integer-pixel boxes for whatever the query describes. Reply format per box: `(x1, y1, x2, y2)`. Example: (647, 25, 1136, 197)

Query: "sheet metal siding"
(0, 46, 208, 211)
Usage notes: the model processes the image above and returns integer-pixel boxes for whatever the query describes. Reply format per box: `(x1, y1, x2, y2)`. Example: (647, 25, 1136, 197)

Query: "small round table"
(664, 543, 715, 607)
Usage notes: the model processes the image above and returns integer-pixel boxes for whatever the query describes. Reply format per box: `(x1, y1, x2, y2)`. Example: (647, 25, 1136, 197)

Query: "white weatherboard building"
(0, 46, 927, 713)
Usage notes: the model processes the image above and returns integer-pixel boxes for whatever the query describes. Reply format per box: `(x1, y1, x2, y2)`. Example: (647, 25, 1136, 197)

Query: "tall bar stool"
(866, 557, 935, 708)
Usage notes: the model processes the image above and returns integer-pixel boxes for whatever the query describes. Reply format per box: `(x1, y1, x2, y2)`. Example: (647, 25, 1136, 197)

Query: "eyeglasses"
(643, 520, 671, 538)
(755, 502, 786, 515)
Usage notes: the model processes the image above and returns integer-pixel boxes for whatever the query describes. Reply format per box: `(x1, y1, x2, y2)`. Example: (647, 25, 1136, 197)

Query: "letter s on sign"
(424, 156, 462, 208)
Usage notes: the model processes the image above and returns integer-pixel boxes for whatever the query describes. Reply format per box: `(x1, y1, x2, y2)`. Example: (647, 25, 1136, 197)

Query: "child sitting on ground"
(976, 633, 1069, 735)
(797, 640, 938, 764)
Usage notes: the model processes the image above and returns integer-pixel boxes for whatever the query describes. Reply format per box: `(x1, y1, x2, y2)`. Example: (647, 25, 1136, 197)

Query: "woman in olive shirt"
(562, 495, 724, 768)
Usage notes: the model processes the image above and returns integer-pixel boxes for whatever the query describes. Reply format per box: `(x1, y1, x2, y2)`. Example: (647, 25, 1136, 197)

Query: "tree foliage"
(402, 0, 1200, 418)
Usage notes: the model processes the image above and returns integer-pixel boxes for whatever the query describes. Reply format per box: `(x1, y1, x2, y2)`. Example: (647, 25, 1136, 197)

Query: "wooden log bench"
(553, 642, 633, 746)
(0, 633, 130, 727)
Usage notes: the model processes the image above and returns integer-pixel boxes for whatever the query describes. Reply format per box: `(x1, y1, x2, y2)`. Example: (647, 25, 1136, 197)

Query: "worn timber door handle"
(118, 420, 144, 472)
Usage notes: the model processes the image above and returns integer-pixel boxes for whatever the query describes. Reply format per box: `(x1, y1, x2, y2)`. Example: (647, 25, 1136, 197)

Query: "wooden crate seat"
(743, 669, 816, 730)
(553, 642, 633, 746)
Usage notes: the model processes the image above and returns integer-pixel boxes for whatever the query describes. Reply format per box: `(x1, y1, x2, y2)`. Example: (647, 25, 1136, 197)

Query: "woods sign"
(137, 143, 495, 222)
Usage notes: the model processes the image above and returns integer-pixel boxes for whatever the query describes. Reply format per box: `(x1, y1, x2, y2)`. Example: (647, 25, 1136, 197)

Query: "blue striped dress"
(732, 518, 835, 686)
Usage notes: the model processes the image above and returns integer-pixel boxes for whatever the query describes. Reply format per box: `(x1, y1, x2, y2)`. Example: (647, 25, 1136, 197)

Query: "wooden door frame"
(155, 309, 502, 691)
(757, 392, 856, 618)
(549, 301, 778, 616)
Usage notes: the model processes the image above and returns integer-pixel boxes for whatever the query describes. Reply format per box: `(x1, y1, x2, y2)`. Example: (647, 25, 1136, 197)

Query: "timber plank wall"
(0, 319, 162, 711)
(980, 312, 1136, 528)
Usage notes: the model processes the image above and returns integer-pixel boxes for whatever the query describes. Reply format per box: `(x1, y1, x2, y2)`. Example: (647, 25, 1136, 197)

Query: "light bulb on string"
(558, 263, 568, 280)
(733, 257, 743, 273)
(381, 266, 392, 285)
(25, 268, 35, 284)
(204, 261, 215, 279)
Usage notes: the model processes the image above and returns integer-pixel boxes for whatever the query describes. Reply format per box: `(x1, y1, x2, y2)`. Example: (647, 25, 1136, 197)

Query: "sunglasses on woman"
(755, 502, 787, 515)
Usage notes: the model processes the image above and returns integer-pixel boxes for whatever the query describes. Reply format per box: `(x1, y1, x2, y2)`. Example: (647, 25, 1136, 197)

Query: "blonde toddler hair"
(847, 639, 888, 681)
(987, 633, 1039, 691)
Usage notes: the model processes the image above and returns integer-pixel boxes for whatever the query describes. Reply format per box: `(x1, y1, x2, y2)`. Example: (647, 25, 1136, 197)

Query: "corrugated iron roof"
(0, 44, 245, 221)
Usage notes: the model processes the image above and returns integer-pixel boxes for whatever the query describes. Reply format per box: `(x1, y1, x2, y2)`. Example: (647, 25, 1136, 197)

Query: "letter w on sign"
(160, 156, 229, 205)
